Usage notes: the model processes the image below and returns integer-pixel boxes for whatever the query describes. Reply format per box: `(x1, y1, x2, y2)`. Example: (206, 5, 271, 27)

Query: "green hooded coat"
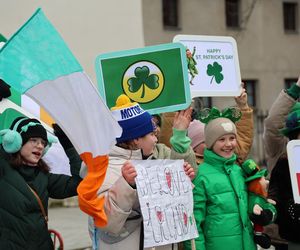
(184, 149, 256, 250)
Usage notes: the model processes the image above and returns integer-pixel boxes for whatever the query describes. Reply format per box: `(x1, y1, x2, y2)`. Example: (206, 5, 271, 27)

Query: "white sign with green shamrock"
(173, 35, 242, 97)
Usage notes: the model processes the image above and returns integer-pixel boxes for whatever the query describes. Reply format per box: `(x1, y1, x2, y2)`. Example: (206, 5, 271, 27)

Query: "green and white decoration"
(95, 43, 191, 114)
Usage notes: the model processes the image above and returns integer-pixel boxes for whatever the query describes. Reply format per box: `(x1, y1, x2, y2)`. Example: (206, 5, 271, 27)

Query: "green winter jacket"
(0, 147, 82, 250)
(184, 149, 256, 250)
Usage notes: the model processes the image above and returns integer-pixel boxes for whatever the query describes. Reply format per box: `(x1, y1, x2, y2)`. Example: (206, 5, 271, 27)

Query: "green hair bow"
(198, 107, 242, 124)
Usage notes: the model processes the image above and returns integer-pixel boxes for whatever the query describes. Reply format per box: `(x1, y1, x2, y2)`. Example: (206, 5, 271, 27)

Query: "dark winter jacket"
(0, 147, 82, 249)
(269, 157, 300, 242)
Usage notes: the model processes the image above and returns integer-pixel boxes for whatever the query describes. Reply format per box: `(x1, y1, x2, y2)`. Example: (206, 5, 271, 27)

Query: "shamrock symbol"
(127, 66, 159, 98)
(206, 62, 224, 84)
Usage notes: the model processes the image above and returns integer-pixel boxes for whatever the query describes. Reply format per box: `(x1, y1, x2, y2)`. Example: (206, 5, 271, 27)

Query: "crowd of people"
(1, 76, 300, 250)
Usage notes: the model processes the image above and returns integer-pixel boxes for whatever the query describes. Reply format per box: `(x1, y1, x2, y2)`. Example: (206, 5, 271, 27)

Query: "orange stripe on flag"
(77, 152, 109, 227)
(40, 107, 55, 126)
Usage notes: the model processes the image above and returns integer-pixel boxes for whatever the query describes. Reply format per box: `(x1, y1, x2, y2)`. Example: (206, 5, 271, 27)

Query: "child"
(79, 94, 197, 250)
(184, 107, 256, 250)
(187, 83, 254, 165)
(187, 119, 205, 164)
(241, 159, 277, 249)
(0, 117, 82, 249)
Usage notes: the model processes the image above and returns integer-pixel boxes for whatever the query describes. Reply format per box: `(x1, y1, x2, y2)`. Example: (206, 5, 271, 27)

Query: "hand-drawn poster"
(132, 159, 198, 248)
(173, 35, 242, 97)
(287, 140, 300, 203)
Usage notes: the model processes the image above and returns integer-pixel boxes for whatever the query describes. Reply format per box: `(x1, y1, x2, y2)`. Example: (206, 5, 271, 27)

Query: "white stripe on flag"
(27, 71, 122, 156)
(21, 95, 41, 119)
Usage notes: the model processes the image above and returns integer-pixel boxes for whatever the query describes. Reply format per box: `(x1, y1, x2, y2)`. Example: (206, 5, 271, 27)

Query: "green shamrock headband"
(198, 107, 242, 124)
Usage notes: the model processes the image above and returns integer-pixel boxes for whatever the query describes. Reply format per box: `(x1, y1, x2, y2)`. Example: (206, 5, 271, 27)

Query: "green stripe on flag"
(9, 88, 22, 106)
(0, 33, 7, 43)
(0, 8, 82, 94)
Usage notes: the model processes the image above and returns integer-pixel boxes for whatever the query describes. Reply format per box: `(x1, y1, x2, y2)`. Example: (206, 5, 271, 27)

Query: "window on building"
(225, 0, 240, 28)
(162, 0, 179, 29)
(285, 78, 298, 89)
(283, 2, 298, 32)
(243, 80, 257, 107)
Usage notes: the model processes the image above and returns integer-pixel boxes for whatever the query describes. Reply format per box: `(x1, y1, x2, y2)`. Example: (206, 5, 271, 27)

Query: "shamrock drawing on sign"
(206, 62, 224, 84)
(127, 66, 159, 98)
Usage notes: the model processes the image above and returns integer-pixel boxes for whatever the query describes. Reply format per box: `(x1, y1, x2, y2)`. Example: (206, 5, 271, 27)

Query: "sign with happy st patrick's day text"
(173, 35, 242, 97)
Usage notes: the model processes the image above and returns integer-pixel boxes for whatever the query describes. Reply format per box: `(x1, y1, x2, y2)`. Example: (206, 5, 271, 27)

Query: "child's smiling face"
(212, 134, 237, 158)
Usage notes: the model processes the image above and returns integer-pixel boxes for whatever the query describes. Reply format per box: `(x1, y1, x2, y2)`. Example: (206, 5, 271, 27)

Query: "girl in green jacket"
(184, 107, 257, 250)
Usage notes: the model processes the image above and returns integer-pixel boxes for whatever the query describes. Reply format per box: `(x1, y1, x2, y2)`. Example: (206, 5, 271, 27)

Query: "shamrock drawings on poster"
(127, 65, 160, 99)
(132, 159, 198, 248)
(207, 61, 224, 84)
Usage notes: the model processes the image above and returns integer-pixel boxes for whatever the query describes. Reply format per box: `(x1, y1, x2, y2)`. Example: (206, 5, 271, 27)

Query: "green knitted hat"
(241, 159, 268, 182)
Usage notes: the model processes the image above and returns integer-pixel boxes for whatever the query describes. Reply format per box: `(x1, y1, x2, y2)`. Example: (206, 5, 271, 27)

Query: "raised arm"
(169, 107, 198, 172)
(48, 124, 82, 198)
(263, 77, 300, 171)
(234, 83, 254, 163)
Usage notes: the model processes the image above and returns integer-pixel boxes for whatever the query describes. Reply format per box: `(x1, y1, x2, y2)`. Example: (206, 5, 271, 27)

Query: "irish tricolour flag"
(0, 8, 122, 226)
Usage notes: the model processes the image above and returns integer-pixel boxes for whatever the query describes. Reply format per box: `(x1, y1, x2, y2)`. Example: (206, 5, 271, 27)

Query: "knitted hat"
(188, 120, 205, 149)
(111, 94, 155, 143)
(204, 117, 237, 149)
(10, 117, 48, 145)
(198, 107, 241, 149)
(241, 159, 268, 182)
(280, 102, 300, 136)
